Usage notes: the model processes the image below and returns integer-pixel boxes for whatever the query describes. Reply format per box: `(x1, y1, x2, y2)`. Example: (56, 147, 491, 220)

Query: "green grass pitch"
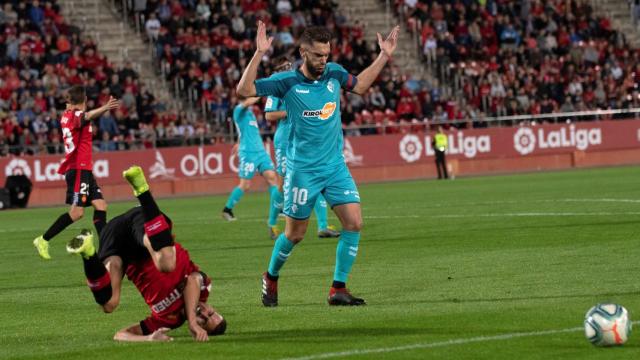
(2, 166, 640, 359)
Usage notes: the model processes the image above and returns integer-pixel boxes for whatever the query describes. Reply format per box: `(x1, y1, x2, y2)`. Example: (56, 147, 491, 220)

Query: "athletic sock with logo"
(267, 233, 295, 277)
(334, 230, 360, 283)
(268, 186, 283, 227)
(138, 191, 173, 251)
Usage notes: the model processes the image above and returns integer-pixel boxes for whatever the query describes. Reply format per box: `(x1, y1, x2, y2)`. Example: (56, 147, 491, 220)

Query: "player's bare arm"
(85, 96, 120, 121)
(237, 20, 273, 97)
(184, 272, 209, 342)
(113, 324, 173, 342)
(352, 26, 399, 95)
(101, 255, 124, 313)
(265, 111, 287, 122)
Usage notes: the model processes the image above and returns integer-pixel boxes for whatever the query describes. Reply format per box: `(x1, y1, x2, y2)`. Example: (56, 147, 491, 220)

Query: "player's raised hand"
(105, 96, 120, 110)
(189, 323, 209, 342)
(150, 327, 173, 342)
(256, 20, 273, 53)
(377, 25, 400, 58)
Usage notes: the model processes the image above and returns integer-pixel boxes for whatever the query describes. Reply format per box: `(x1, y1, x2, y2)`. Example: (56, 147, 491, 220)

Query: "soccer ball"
(584, 303, 631, 346)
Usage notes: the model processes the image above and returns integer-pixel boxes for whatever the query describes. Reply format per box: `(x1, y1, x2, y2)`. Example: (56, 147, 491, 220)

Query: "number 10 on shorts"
(291, 187, 308, 205)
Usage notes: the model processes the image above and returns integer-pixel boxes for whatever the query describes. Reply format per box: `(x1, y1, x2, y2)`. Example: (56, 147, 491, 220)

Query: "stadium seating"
(3, 0, 638, 157)
(134, 0, 414, 136)
(392, 0, 639, 120)
(0, 0, 184, 156)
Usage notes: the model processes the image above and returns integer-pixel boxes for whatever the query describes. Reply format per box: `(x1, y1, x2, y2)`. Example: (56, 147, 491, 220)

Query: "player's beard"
(304, 59, 325, 78)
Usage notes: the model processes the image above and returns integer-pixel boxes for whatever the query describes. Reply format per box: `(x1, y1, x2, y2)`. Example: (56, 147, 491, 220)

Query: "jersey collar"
(295, 64, 329, 83)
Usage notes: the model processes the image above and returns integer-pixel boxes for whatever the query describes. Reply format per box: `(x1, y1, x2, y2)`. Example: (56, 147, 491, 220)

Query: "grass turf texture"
(2, 166, 640, 359)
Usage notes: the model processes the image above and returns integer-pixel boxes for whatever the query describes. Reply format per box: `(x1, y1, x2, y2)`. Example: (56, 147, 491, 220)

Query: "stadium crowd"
(3, 0, 640, 157)
(0, 0, 213, 157)
(138, 0, 422, 137)
(395, 0, 640, 121)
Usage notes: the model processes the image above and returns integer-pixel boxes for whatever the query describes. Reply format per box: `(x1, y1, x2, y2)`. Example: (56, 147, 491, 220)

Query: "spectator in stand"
(145, 12, 161, 41)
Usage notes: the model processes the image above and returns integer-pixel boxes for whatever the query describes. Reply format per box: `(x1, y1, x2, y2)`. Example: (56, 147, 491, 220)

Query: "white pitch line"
(432, 212, 640, 218)
(278, 321, 640, 360)
(2, 210, 637, 233)
(556, 198, 640, 204)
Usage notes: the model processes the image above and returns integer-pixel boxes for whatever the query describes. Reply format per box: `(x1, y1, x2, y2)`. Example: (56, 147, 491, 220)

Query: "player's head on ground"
(299, 26, 332, 78)
(65, 85, 87, 110)
(196, 302, 227, 336)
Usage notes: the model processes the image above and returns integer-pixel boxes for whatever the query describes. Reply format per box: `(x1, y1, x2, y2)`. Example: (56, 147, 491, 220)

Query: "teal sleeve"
(327, 63, 358, 91)
(264, 96, 281, 112)
(256, 76, 287, 98)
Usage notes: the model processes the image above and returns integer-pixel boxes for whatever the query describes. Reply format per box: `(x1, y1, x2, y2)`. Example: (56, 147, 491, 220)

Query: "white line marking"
(278, 321, 640, 360)
(4, 198, 639, 233)
(432, 212, 640, 218)
(212, 211, 640, 224)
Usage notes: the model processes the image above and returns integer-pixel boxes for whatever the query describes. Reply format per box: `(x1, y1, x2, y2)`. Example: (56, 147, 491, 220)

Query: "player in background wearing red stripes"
(33, 85, 120, 259)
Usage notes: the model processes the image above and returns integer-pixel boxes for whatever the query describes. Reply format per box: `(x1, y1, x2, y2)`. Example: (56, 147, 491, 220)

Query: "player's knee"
(284, 230, 305, 243)
(69, 208, 84, 221)
(344, 219, 363, 232)
(95, 201, 107, 211)
(265, 171, 278, 185)
(157, 259, 176, 273)
(239, 182, 251, 191)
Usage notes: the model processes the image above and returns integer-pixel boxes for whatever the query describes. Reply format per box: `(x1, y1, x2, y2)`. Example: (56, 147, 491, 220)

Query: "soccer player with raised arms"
(237, 21, 399, 306)
(264, 58, 340, 240)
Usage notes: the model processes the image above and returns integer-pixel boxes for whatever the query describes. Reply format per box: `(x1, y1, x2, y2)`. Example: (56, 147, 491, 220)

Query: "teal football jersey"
(264, 96, 290, 149)
(255, 62, 357, 172)
(233, 104, 264, 153)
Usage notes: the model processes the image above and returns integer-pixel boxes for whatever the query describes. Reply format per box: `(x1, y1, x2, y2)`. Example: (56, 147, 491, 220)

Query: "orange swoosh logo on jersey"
(319, 102, 336, 120)
(302, 102, 337, 120)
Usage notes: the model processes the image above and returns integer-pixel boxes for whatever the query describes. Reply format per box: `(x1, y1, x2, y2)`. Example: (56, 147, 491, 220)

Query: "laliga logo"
(5, 158, 109, 181)
(302, 102, 336, 120)
(513, 125, 602, 155)
(399, 135, 423, 163)
(399, 133, 491, 162)
(5, 159, 32, 177)
(513, 128, 536, 155)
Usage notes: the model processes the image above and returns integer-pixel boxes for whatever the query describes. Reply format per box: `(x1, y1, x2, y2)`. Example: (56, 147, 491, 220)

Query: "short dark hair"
(300, 27, 332, 46)
(274, 56, 292, 72)
(208, 318, 227, 336)
(65, 85, 86, 105)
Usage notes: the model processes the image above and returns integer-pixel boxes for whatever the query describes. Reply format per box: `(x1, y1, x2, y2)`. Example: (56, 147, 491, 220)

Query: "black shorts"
(98, 207, 173, 264)
(98, 207, 147, 264)
(65, 169, 103, 207)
